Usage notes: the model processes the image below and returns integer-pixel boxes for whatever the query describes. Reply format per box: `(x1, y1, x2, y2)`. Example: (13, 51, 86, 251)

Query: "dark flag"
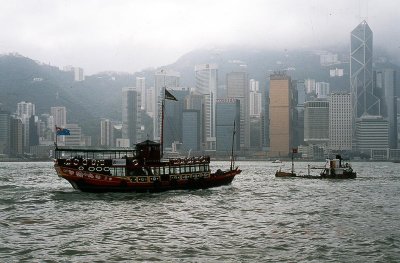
(56, 127, 71, 136)
(165, 89, 178, 101)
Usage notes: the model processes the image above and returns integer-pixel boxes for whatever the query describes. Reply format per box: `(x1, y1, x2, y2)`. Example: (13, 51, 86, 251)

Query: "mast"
(230, 120, 236, 171)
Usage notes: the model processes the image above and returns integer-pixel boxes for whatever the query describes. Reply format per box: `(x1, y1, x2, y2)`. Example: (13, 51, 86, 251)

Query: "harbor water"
(1, 161, 399, 262)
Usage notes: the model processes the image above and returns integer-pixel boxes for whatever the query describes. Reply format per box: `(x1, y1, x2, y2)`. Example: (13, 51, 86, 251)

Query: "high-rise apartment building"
(10, 117, 23, 156)
(64, 124, 82, 146)
(51, 107, 67, 128)
(269, 73, 294, 157)
(16, 101, 36, 151)
(100, 119, 114, 147)
(227, 71, 250, 149)
(195, 64, 218, 151)
(329, 93, 353, 151)
(304, 100, 329, 145)
(122, 87, 141, 146)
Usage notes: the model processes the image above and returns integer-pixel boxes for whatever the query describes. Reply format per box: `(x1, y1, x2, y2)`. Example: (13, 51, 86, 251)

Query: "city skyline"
(0, 0, 399, 74)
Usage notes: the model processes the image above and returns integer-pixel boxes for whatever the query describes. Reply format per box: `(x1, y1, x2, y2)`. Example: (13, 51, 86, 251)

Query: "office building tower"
(304, 100, 329, 145)
(154, 69, 180, 141)
(351, 21, 379, 118)
(164, 88, 189, 149)
(10, 117, 23, 156)
(195, 64, 218, 151)
(136, 77, 146, 110)
(122, 87, 141, 146)
(0, 110, 10, 154)
(182, 110, 201, 152)
(374, 68, 397, 149)
(269, 72, 294, 157)
(249, 79, 262, 117)
(356, 116, 389, 152)
(227, 71, 250, 149)
(315, 82, 330, 99)
(216, 99, 240, 152)
(100, 119, 114, 147)
(329, 93, 353, 151)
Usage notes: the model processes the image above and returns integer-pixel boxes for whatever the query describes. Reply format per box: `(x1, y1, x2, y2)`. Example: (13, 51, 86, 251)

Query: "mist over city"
(2, 1, 400, 262)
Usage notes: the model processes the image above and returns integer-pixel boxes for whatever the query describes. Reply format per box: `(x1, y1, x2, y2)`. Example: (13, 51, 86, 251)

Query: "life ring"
(103, 167, 110, 172)
(96, 167, 102, 172)
(78, 166, 84, 171)
(88, 167, 95, 172)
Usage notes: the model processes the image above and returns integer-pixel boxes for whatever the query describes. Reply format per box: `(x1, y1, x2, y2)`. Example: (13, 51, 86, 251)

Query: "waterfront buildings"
(269, 72, 294, 157)
(329, 93, 353, 151)
(216, 98, 240, 152)
(226, 71, 250, 149)
(194, 64, 218, 151)
(304, 100, 329, 145)
(100, 119, 114, 147)
(122, 87, 141, 146)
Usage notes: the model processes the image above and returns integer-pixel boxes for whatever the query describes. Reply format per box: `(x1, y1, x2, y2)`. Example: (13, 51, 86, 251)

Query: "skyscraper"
(16, 101, 36, 151)
(249, 79, 262, 117)
(136, 77, 146, 110)
(216, 98, 240, 152)
(269, 72, 294, 157)
(304, 100, 329, 145)
(100, 119, 114, 147)
(351, 21, 379, 118)
(227, 71, 250, 149)
(374, 68, 397, 149)
(122, 87, 141, 146)
(0, 110, 10, 154)
(195, 64, 218, 151)
(154, 69, 180, 141)
(329, 93, 353, 151)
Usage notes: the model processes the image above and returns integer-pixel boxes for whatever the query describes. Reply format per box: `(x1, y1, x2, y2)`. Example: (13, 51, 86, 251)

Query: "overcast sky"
(1, 0, 399, 74)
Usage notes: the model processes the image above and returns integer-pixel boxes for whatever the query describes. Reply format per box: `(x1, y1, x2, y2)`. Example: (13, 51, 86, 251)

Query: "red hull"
(55, 165, 241, 193)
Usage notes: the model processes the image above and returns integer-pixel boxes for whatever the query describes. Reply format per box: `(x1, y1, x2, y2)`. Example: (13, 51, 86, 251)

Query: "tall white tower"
(194, 64, 218, 151)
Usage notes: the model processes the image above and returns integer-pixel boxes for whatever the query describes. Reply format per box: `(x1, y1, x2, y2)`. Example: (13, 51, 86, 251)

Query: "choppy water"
(1, 161, 400, 262)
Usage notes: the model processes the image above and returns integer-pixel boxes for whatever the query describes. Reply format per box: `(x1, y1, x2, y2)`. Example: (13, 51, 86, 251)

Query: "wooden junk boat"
(54, 89, 241, 192)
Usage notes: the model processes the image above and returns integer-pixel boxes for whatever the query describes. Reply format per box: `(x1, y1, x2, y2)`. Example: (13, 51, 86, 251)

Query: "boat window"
(163, 167, 169, 175)
(151, 167, 160, 175)
(199, 165, 204, 172)
(110, 167, 125, 177)
(171, 167, 179, 174)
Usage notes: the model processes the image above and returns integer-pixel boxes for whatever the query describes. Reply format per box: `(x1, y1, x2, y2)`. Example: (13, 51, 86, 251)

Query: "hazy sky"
(1, 0, 399, 74)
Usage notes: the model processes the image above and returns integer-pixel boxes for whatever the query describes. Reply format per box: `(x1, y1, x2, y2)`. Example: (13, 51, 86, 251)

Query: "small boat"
(275, 149, 296, 177)
(272, 160, 282, 163)
(53, 88, 241, 192)
(319, 155, 356, 179)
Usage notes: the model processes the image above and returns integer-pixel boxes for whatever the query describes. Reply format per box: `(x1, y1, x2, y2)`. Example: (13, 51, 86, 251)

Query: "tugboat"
(320, 155, 356, 179)
(54, 89, 241, 192)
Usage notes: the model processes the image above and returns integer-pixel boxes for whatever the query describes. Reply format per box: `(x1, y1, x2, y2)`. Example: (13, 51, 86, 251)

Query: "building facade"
(269, 73, 294, 157)
(216, 99, 240, 152)
(194, 64, 218, 151)
(304, 100, 329, 145)
(329, 93, 353, 151)
(122, 87, 141, 146)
